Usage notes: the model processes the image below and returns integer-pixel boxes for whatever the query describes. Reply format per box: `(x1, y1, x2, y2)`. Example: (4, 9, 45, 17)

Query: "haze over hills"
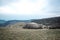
(0, 20, 6, 24)
(0, 16, 60, 28)
(0, 20, 6, 27)
(0, 20, 31, 27)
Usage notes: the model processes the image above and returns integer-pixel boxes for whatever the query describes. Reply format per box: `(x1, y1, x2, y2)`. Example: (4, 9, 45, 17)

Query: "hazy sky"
(0, 0, 60, 20)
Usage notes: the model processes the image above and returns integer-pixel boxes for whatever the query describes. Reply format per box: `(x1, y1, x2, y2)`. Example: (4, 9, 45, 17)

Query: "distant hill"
(31, 16, 60, 28)
(0, 16, 60, 28)
(0, 20, 6, 27)
(31, 17, 60, 24)
(6, 22, 26, 28)
(0, 20, 6, 24)
(0, 20, 31, 27)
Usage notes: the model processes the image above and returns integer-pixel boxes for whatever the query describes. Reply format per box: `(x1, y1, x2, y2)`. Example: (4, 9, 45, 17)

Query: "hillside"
(0, 20, 6, 27)
(0, 17, 60, 40)
(0, 16, 60, 29)
(6, 22, 26, 28)
(31, 17, 60, 28)
(0, 20, 31, 27)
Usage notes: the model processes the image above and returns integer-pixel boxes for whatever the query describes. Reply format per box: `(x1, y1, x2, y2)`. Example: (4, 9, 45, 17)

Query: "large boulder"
(47, 24, 60, 29)
(41, 24, 49, 29)
(23, 22, 42, 29)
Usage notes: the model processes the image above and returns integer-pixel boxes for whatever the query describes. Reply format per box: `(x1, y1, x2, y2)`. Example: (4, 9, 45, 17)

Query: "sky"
(0, 0, 60, 20)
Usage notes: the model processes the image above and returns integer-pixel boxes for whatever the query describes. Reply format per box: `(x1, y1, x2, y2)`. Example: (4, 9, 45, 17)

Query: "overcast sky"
(0, 0, 60, 20)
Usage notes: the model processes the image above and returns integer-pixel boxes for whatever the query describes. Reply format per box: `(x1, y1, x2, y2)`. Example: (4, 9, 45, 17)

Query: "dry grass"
(0, 27, 60, 40)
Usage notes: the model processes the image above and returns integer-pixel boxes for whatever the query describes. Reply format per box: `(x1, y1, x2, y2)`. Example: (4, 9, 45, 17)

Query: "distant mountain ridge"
(4, 20, 31, 26)
(0, 16, 60, 28)
(31, 16, 60, 29)
(31, 17, 60, 24)
(0, 20, 6, 27)
(0, 20, 31, 27)
(0, 20, 6, 24)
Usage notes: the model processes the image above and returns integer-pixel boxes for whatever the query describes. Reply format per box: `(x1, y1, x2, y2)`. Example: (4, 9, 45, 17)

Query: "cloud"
(45, 0, 60, 14)
(0, 13, 59, 20)
(0, 0, 60, 20)
(0, 0, 48, 15)
(0, 0, 19, 6)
